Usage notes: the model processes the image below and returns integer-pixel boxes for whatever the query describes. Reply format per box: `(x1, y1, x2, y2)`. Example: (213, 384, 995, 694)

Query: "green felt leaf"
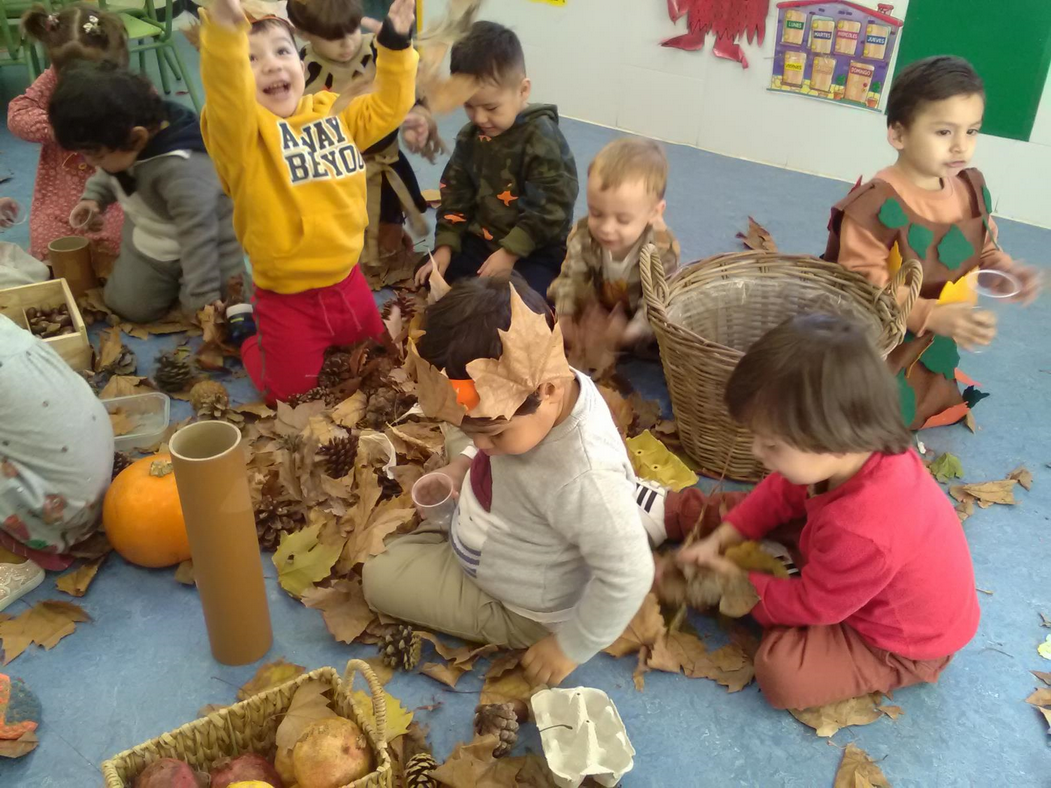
(982, 184, 993, 214)
(919, 334, 960, 380)
(936, 224, 974, 271)
(907, 223, 934, 260)
(896, 370, 917, 428)
(928, 452, 964, 483)
(963, 385, 990, 409)
(878, 197, 910, 230)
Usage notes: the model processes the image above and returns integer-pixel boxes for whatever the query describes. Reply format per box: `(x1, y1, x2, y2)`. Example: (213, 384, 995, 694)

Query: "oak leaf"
(301, 577, 376, 644)
(237, 658, 306, 700)
(833, 743, 890, 788)
(790, 691, 885, 737)
(0, 600, 91, 664)
(55, 557, 105, 597)
(466, 286, 574, 421)
(273, 523, 342, 597)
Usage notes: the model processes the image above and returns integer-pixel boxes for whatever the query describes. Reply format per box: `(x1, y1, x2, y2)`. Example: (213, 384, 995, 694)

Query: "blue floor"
(2, 35, 1050, 788)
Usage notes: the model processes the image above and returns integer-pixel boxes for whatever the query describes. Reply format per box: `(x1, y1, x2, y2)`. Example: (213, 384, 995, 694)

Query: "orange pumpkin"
(103, 454, 191, 568)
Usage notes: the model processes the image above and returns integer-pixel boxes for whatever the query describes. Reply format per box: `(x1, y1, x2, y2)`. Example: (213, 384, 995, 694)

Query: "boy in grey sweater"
(49, 63, 242, 323)
(362, 276, 654, 686)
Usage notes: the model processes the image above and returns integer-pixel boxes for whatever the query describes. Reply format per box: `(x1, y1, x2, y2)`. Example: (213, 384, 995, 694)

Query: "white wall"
(437, 0, 1051, 228)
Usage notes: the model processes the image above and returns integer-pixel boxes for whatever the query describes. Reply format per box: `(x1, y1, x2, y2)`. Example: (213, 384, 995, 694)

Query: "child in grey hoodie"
(49, 62, 243, 322)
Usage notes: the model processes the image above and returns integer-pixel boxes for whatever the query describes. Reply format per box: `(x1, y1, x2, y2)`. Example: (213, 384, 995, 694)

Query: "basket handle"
(343, 658, 387, 747)
(639, 242, 670, 323)
(886, 257, 923, 330)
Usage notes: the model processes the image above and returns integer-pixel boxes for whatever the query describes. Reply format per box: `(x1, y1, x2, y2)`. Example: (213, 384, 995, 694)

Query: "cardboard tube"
(169, 421, 272, 665)
(47, 237, 98, 299)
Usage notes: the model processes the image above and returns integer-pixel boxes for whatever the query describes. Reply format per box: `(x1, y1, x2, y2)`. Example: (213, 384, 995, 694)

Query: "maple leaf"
(421, 661, 471, 688)
(466, 286, 574, 421)
(275, 679, 337, 755)
(480, 652, 547, 706)
(717, 573, 760, 619)
(928, 452, 964, 483)
(352, 688, 413, 742)
(0, 600, 91, 664)
(233, 401, 276, 419)
(95, 326, 123, 372)
(386, 421, 445, 461)
(237, 658, 306, 700)
(790, 691, 886, 737)
(339, 489, 415, 572)
(430, 735, 525, 788)
(648, 629, 708, 675)
(108, 408, 136, 437)
(273, 523, 343, 597)
(55, 556, 106, 597)
(604, 593, 665, 658)
(1008, 465, 1034, 491)
(950, 479, 1017, 508)
(417, 635, 498, 688)
(99, 375, 153, 399)
(407, 340, 467, 425)
(833, 743, 890, 788)
(306, 415, 345, 446)
(301, 577, 376, 644)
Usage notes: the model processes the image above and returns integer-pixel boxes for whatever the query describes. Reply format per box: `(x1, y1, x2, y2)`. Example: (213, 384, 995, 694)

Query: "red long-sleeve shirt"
(726, 451, 980, 660)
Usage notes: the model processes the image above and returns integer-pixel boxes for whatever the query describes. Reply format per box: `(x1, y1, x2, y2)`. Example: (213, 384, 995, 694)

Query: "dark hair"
(418, 274, 552, 419)
(49, 62, 167, 152)
(886, 55, 985, 128)
(249, 16, 297, 39)
(450, 21, 526, 85)
(22, 2, 128, 70)
(725, 313, 912, 455)
(287, 0, 362, 40)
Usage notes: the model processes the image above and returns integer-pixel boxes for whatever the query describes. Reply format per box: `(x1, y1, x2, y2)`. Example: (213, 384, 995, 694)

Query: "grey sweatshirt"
(453, 371, 655, 664)
(82, 103, 242, 311)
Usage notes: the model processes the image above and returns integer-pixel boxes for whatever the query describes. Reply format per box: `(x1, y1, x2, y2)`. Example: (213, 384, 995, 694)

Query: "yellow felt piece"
(937, 275, 977, 306)
(886, 241, 902, 277)
(625, 431, 698, 492)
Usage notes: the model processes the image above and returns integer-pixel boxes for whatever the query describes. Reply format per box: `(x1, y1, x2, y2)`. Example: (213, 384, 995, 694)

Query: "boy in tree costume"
(825, 56, 1040, 429)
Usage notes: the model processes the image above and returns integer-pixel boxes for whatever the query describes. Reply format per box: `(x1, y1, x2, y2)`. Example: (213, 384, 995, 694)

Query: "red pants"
(242, 268, 383, 403)
(663, 487, 954, 708)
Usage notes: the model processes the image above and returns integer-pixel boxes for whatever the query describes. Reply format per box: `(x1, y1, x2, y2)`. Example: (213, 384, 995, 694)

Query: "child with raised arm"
(678, 313, 980, 710)
(414, 21, 578, 299)
(825, 56, 1040, 429)
(362, 277, 654, 686)
(199, 0, 418, 402)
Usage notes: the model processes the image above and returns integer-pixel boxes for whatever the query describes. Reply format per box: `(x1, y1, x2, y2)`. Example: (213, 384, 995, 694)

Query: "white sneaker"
(0, 559, 45, 613)
(634, 479, 669, 547)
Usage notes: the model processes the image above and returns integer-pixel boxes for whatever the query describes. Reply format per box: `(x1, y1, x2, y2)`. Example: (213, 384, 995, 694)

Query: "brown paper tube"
(169, 421, 272, 665)
(47, 236, 98, 299)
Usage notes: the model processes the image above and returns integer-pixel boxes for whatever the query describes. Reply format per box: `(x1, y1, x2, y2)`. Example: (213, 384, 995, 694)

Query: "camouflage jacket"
(434, 104, 578, 258)
(548, 217, 681, 320)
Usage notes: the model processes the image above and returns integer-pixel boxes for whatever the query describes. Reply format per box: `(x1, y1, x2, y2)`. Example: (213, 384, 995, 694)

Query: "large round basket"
(640, 248, 922, 482)
(100, 659, 392, 788)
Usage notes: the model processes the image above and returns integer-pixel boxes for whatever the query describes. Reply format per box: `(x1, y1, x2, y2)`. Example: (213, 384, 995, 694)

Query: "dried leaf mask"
(408, 284, 574, 426)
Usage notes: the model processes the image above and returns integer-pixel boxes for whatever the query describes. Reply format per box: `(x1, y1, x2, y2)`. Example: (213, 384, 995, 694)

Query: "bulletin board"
(892, 0, 1051, 142)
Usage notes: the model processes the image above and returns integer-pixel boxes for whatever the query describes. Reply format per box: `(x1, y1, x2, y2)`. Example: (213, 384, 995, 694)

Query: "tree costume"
(826, 168, 1000, 429)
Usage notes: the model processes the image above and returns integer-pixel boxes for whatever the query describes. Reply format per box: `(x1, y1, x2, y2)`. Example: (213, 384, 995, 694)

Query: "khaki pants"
(361, 530, 550, 648)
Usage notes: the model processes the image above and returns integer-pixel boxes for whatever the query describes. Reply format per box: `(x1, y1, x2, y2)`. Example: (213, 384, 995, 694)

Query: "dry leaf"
(691, 643, 755, 693)
(0, 600, 91, 664)
(964, 410, 977, 433)
(1036, 706, 1051, 735)
(976, 587, 993, 595)
(790, 691, 885, 737)
(648, 629, 708, 675)
(233, 401, 276, 418)
(275, 679, 337, 754)
(407, 341, 467, 425)
(108, 408, 137, 436)
(0, 730, 39, 759)
(96, 326, 123, 371)
(339, 495, 416, 570)
(430, 734, 523, 788)
(418, 632, 498, 667)
(301, 577, 376, 644)
(419, 72, 479, 114)
(1008, 466, 1034, 491)
(949, 479, 1017, 507)
(99, 375, 153, 399)
(387, 421, 445, 461)
(877, 704, 904, 720)
(197, 703, 226, 717)
(421, 661, 471, 688)
(174, 560, 195, 585)
(480, 652, 546, 706)
(1042, 613, 1051, 628)
(55, 557, 105, 597)
(598, 384, 632, 436)
(628, 392, 661, 434)
(955, 495, 975, 523)
(1033, 671, 1051, 685)
(737, 216, 778, 252)
(604, 593, 665, 658)
(67, 532, 112, 560)
(1025, 688, 1051, 706)
(273, 522, 343, 597)
(331, 391, 368, 428)
(363, 656, 395, 685)
(466, 287, 574, 421)
(833, 743, 890, 788)
(717, 573, 760, 618)
(633, 646, 651, 691)
(351, 688, 413, 742)
(238, 658, 306, 700)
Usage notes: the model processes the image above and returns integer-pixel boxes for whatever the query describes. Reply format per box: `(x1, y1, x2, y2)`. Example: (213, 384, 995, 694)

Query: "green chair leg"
(138, 49, 146, 73)
(167, 42, 201, 111)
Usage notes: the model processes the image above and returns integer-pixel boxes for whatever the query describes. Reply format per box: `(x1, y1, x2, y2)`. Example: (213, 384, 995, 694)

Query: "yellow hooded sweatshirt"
(199, 16, 418, 294)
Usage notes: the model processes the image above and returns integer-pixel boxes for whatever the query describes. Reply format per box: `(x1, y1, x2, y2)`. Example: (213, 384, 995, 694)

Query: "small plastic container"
(411, 472, 456, 528)
(102, 392, 171, 451)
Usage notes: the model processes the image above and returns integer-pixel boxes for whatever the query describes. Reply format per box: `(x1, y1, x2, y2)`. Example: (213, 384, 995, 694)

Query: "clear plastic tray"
(102, 392, 171, 451)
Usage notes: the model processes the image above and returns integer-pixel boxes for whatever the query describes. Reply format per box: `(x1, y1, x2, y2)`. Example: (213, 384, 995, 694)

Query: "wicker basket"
(640, 248, 922, 482)
(101, 659, 391, 788)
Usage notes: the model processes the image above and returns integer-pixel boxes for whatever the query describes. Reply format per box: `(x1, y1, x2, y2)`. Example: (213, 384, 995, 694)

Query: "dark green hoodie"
(434, 104, 579, 258)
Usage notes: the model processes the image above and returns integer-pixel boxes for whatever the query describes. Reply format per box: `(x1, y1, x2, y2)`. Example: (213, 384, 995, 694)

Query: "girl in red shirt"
(678, 313, 980, 710)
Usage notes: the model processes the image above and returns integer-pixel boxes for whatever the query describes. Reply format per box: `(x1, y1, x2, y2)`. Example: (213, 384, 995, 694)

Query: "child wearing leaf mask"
(677, 313, 980, 710)
(361, 276, 655, 687)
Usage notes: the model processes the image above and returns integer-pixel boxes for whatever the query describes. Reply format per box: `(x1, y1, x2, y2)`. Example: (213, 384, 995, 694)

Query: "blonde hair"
(588, 138, 668, 200)
(22, 3, 128, 70)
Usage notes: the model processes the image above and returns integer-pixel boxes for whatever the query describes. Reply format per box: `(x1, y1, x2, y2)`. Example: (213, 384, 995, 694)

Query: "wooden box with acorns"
(0, 279, 92, 371)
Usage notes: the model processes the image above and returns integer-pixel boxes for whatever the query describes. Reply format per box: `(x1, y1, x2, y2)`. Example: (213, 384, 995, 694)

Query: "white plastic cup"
(411, 472, 456, 527)
(967, 269, 1020, 354)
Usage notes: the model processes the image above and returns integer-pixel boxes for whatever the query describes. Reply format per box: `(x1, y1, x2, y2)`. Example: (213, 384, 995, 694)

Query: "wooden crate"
(0, 279, 92, 371)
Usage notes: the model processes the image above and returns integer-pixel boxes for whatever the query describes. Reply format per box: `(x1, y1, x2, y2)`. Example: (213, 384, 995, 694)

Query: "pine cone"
(286, 386, 342, 408)
(112, 451, 134, 480)
(153, 352, 195, 393)
(473, 703, 519, 758)
(380, 624, 421, 671)
(364, 388, 397, 430)
(361, 355, 396, 395)
(318, 434, 358, 479)
(381, 291, 419, 322)
(317, 350, 357, 390)
(255, 496, 304, 551)
(189, 380, 229, 412)
(404, 752, 438, 788)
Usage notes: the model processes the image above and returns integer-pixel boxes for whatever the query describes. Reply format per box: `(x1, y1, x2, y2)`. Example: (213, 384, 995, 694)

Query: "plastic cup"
(411, 472, 456, 527)
(967, 269, 1020, 354)
(69, 205, 92, 229)
(1, 200, 27, 228)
